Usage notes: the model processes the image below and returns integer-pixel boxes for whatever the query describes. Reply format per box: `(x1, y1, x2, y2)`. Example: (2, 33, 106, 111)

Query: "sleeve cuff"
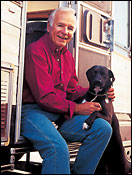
(64, 101, 75, 120)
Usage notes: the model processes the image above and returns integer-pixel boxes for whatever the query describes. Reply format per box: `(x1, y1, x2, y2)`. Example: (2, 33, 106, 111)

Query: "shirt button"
(60, 83, 63, 87)
(57, 59, 60, 62)
(61, 71, 63, 74)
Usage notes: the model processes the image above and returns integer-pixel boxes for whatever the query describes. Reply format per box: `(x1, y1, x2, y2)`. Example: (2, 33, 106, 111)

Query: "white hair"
(48, 7, 77, 32)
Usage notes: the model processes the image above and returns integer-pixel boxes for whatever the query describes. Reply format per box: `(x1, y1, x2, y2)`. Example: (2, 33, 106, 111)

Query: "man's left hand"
(107, 87, 115, 101)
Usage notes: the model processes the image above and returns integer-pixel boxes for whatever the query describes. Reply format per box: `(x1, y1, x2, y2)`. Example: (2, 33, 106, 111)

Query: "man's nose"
(62, 27, 68, 34)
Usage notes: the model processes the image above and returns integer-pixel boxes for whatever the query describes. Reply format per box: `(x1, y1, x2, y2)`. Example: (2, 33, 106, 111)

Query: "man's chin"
(56, 42, 67, 48)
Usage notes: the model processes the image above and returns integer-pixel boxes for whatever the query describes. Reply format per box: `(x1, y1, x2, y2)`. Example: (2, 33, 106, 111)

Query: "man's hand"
(74, 87, 115, 115)
(107, 87, 115, 101)
(74, 102, 102, 115)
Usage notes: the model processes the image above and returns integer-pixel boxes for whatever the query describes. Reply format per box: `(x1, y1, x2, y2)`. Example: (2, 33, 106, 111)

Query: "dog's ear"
(86, 66, 97, 81)
(109, 70, 115, 83)
(86, 68, 92, 81)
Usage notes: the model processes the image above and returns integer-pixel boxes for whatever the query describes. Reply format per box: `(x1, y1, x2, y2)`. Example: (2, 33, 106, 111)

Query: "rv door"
(1, 1, 27, 146)
(14, 1, 27, 143)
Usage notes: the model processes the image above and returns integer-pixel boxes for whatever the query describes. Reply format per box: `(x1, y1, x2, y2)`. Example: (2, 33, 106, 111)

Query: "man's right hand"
(74, 102, 102, 115)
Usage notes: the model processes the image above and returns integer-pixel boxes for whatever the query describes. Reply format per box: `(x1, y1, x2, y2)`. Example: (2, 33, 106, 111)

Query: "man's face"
(47, 10, 76, 49)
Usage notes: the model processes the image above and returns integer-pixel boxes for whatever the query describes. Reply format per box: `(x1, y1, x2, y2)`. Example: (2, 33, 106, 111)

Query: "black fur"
(84, 65, 128, 175)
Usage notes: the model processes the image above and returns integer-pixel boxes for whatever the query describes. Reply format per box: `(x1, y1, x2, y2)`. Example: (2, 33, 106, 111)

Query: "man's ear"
(109, 70, 115, 83)
(47, 22, 51, 33)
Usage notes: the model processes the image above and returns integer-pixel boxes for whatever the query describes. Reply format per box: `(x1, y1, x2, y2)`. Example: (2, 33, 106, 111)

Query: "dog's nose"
(95, 79, 102, 86)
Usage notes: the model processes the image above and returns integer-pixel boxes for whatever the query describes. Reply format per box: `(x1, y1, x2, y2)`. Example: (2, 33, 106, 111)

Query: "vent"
(1, 68, 13, 143)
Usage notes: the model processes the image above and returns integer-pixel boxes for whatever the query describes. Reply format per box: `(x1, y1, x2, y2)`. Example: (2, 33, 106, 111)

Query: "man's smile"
(57, 35, 68, 40)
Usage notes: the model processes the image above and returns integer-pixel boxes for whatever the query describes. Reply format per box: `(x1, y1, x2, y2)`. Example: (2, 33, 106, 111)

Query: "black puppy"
(82, 65, 128, 174)
(82, 65, 115, 130)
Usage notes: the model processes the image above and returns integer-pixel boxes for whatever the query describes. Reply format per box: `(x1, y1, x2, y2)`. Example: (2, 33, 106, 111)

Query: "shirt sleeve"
(24, 46, 76, 119)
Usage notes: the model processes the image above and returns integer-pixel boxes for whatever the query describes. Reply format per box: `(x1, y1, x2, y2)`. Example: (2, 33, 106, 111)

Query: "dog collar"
(88, 90, 107, 97)
(88, 91, 109, 103)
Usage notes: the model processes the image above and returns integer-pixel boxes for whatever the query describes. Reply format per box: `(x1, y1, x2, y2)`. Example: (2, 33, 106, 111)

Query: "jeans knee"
(40, 139, 70, 163)
(56, 141, 70, 158)
(105, 124, 112, 139)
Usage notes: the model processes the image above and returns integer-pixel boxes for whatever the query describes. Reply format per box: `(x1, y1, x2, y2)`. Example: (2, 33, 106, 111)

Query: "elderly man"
(21, 7, 114, 174)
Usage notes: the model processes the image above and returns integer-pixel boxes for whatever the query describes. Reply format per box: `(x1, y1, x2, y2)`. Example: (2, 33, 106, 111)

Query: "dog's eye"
(100, 71, 105, 75)
(103, 76, 107, 79)
(101, 72, 107, 79)
(103, 75, 107, 79)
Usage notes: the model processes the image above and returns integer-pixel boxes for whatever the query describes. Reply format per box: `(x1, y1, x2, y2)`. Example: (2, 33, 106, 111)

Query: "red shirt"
(22, 33, 88, 119)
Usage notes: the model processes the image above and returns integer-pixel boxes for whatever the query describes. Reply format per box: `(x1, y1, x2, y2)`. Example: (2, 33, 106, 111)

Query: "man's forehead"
(52, 10, 77, 30)
(55, 11, 75, 21)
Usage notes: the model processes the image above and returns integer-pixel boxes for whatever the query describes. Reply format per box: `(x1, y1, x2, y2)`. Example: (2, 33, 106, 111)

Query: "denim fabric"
(21, 104, 112, 174)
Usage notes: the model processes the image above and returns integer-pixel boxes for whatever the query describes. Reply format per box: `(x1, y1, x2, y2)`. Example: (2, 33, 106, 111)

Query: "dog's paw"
(82, 122, 90, 130)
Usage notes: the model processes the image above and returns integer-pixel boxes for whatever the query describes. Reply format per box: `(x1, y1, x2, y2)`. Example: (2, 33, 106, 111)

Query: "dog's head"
(86, 65, 115, 94)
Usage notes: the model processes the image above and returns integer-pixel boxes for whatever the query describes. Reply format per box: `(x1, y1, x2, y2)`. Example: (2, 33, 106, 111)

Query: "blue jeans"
(21, 104, 112, 174)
